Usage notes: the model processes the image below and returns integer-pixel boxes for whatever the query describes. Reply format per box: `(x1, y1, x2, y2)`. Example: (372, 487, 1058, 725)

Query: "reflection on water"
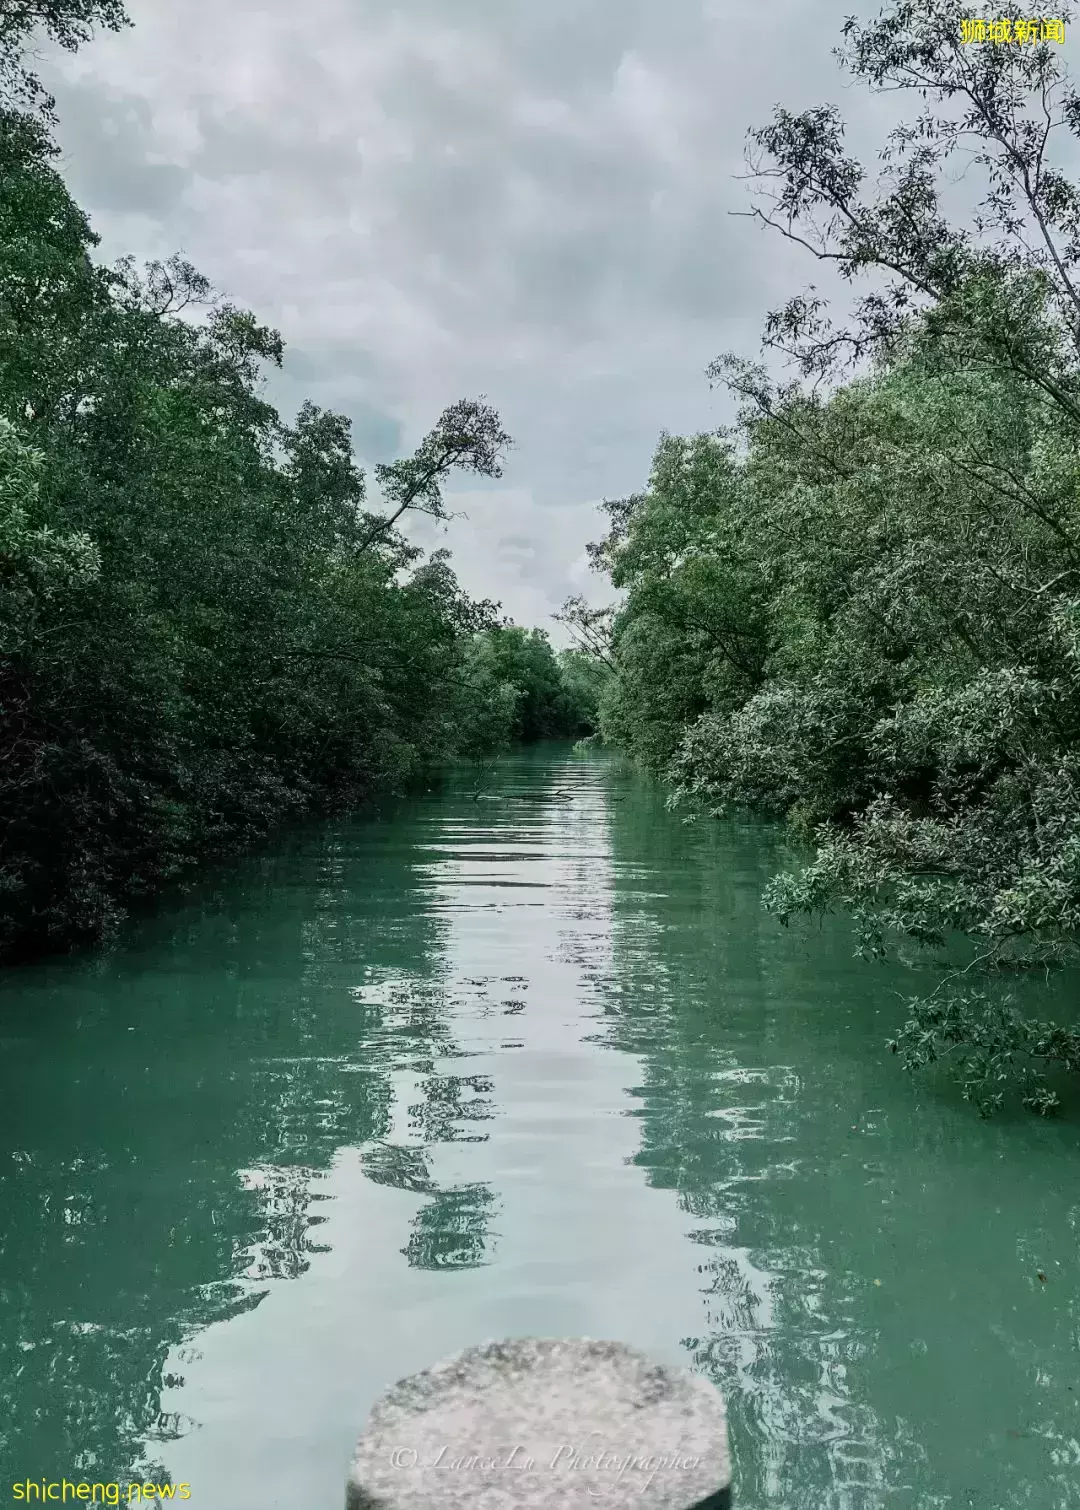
(0, 744, 1078, 1508)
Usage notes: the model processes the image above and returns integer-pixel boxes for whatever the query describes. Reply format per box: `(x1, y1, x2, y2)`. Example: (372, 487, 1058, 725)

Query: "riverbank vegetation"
(582, 0, 1080, 1113)
(0, 3, 595, 962)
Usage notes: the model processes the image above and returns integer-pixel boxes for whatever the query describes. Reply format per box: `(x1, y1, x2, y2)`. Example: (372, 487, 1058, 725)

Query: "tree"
(589, 1, 1080, 1113)
(556, 648, 609, 736)
(1, 0, 132, 121)
(553, 595, 617, 670)
(0, 83, 526, 958)
(471, 626, 570, 741)
(453, 635, 521, 793)
(737, 0, 1080, 408)
(357, 399, 512, 554)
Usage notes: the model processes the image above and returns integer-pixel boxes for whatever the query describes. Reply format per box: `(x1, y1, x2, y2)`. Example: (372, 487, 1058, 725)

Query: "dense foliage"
(0, 7, 594, 961)
(444, 628, 604, 789)
(466, 626, 605, 743)
(585, 0, 1080, 1113)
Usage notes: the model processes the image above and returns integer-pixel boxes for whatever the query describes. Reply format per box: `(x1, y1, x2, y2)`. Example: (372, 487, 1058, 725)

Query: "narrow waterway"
(1, 744, 1077, 1509)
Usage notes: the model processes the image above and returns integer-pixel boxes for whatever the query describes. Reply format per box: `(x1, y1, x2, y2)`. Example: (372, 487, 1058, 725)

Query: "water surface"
(1, 745, 1078, 1509)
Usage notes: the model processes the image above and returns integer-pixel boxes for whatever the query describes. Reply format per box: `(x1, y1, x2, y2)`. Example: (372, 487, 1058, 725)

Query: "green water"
(1, 744, 1078, 1509)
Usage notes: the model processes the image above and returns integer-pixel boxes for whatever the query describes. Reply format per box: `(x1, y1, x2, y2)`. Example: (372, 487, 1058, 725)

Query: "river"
(1, 743, 1077, 1509)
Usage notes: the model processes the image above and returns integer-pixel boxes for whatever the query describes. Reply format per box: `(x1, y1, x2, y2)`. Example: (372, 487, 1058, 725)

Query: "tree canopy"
(582, 0, 1080, 1114)
(0, 17, 597, 960)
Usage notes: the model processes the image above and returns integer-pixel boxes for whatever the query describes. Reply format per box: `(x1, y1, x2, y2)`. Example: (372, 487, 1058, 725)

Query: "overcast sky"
(34, 1, 1080, 637)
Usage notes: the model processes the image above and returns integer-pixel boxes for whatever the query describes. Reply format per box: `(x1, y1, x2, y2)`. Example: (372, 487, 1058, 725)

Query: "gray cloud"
(38, 0, 1067, 635)
(50, 80, 188, 215)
